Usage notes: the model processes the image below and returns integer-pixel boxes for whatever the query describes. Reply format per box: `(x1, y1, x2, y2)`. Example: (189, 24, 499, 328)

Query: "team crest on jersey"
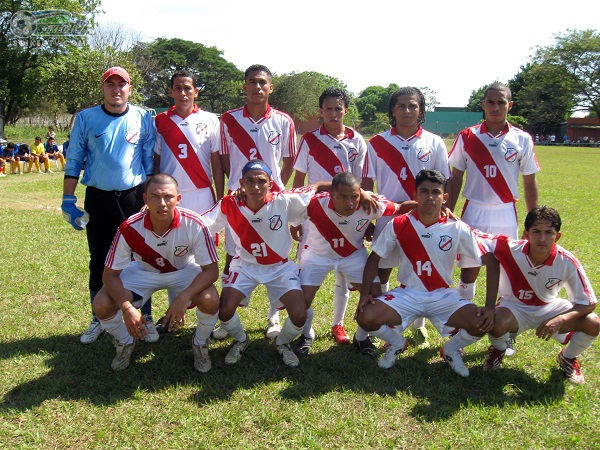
(417, 148, 431, 162)
(438, 235, 453, 251)
(504, 147, 518, 163)
(125, 129, 140, 144)
(268, 131, 281, 146)
(356, 219, 370, 232)
(174, 245, 189, 257)
(269, 215, 282, 230)
(348, 147, 358, 162)
(196, 122, 208, 135)
(545, 278, 561, 289)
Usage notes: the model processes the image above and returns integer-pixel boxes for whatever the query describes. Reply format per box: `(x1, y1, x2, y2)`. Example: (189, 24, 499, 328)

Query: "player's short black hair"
(146, 173, 179, 193)
(389, 87, 426, 127)
(319, 87, 350, 109)
(484, 82, 512, 101)
(415, 169, 447, 190)
(332, 172, 360, 191)
(245, 64, 272, 81)
(7, 142, 16, 149)
(21, 143, 29, 151)
(524, 206, 561, 232)
(35, 136, 42, 141)
(170, 69, 197, 88)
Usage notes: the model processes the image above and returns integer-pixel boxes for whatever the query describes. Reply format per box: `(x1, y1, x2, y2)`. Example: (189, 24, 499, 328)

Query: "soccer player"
(356, 169, 500, 377)
(292, 87, 369, 345)
(44, 137, 66, 170)
(202, 160, 333, 368)
(16, 143, 34, 173)
(93, 174, 220, 372)
(218, 64, 297, 339)
(30, 136, 48, 173)
(0, 142, 20, 175)
(362, 87, 451, 348)
(62, 66, 157, 345)
(294, 172, 414, 356)
(482, 206, 598, 383)
(447, 82, 540, 355)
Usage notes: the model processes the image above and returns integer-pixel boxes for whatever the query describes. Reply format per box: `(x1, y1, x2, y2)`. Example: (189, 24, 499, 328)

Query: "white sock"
(458, 281, 476, 301)
(354, 326, 369, 341)
(413, 317, 426, 329)
(371, 325, 406, 348)
(220, 312, 247, 342)
(444, 329, 480, 353)
(552, 332, 570, 344)
(332, 272, 350, 325)
(194, 309, 219, 346)
(563, 332, 596, 359)
(302, 307, 315, 337)
(267, 300, 280, 322)
(100, 310, 133, 345)
(488, 332, 510, 351)
(382, 281, 390, 293)
(275, 317, 303, 345)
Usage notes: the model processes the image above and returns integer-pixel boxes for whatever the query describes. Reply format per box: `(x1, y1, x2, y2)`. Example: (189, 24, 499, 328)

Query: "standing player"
(218, 64, 297, 339)
(94, 174, 220, 372)
(356, 170, 500, 376)
(202, 160, 333, 368)
(447, 82, 540, 354)
(292, 87, 368, 345)
(362, 87, 451, 348)
(482, 206, 598, 383)
(154, 70, 224, 332)
(62, 66, 157, 345)
(294, 172, 414, 356)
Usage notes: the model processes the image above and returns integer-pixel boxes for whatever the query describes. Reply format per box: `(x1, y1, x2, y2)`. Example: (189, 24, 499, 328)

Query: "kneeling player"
(483, 206, 599, 383)
(93, 174, 220, 372)
(356, 169, 500, 376)
(295, 172, 414, 356)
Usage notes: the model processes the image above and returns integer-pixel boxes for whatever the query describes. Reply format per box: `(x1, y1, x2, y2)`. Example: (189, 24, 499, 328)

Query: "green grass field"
(0, 144, 599, 449)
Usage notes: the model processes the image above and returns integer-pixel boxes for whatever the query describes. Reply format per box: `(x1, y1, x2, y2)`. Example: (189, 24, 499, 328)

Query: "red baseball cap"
(102, 66, 130, 84)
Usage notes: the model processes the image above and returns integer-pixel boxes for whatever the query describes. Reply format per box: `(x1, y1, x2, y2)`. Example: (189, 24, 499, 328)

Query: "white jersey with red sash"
(105, 207, 218, 272)
(154, 106, 220, 194)
(365, 127, 450, 202)
(220, 104, 296, 192)
(301, 192, 399, 259)
(483, 235, 596, 307)
(372, 212, 487, 291)
(294, 125, 367, 184)
(448, 122, 540, 204)
(202, 186, 316, 265)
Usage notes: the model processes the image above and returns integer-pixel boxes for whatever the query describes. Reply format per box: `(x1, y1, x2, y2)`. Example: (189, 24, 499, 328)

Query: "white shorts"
(373, 215, 399, 269)
(458, 201, 518, 268)
(375, 286, 473, 337)
(122, 262, 201, 308)
(496, 296, 575, 335)
(299, 247, 368, 286)
(222, 257, 301, 309)
(179, 188, 216, 215)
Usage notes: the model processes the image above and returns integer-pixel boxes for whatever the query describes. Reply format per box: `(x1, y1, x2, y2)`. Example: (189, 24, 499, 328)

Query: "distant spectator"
(535, 134, 540, 143)
(63, 134, 70, 159)
(563, 134, 570, 145)
(46, 126, 56, 140)
(550, 134, 556, 145)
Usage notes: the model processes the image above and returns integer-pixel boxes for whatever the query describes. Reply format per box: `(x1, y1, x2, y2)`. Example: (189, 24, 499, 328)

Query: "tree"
(89, 21, 142, 51)
(355, 84, 399, 123)
(132, 38, 242, 113)
(269, 71, 347, 121)
(531, 29, 600, 118)
(465, 85, 486, 112)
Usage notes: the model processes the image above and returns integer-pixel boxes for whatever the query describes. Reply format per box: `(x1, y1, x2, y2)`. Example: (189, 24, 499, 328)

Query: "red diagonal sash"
(370, 135, 415, 197)
(304, 133, 345, 178)
(462, 131, 514, 203)
(120, 226, 178, 273)
(393, 216, 448, 291)
(221, 113, 264, 161)
(307, 197, 358, 257)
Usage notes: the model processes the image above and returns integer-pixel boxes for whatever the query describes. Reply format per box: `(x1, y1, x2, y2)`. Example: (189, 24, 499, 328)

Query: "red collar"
(143, 207, 182, 231)
(319, 124, 355, 139)
(391, 126, 423, 140)
(481, 121, 510, 137)
(166, 104, 199, 119)
(522, 241, 558, 266)
(242, 104, 272, 120)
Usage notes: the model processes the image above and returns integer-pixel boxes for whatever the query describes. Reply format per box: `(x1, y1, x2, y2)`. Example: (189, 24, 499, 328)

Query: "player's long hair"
(389, 87, 426, 127)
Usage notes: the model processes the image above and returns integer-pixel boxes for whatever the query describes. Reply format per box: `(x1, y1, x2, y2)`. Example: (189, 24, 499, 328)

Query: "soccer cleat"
(143, 315, 159, 343)
(505, 337, 516, 357)
(45, 169, 53, 173)
(557, 349, 585, 384)
(224, 332, 250, 365)
(275, 343, 300, 367)
(440, 346, 470, 377)
(414, 326, 430, 349)
(292, 334, 314, 356)
(80, 320, 104, 344)
(265, 317, 281, 340)
(377, 340, 408, 369)
(353, 334, 378, 358)
(212, 324, 229, 340)
(483, 346, 506, 371)
(331, 324, 350, 345)
(111, 339, 136, 371)
(155, 315, 171, 335)
(192, 342, 212, 373)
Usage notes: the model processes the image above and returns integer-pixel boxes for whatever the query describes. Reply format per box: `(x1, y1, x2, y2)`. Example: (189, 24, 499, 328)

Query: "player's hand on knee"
(476, 307, 495, 332)
(355, 294, 375, 319)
